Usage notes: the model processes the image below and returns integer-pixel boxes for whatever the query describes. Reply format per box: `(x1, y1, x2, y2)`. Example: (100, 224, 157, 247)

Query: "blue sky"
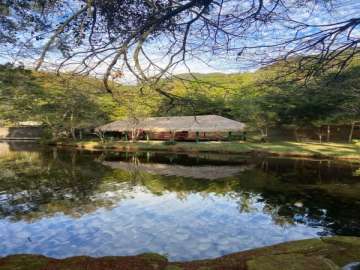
(175, 0, 360, 74)
(1, 0, 359, 82)
(121, 0, 360, 82)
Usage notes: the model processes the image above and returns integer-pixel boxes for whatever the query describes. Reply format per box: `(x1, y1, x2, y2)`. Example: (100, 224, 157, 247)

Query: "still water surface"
(0, 141, 360, 261)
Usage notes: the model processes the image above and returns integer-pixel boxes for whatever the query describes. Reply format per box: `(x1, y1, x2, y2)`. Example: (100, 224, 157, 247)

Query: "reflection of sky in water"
(0, 188, 322, 261)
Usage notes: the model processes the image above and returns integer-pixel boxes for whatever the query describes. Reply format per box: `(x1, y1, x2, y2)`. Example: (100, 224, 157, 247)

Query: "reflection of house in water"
(102, 160, 254, 180)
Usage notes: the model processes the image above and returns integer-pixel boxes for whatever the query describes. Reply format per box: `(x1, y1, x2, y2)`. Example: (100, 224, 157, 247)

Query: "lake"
(0, 141, 359, 261)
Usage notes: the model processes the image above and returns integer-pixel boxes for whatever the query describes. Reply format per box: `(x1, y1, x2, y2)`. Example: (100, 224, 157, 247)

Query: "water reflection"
(102, 159, 254, 180)
(0, 142, 359, 260)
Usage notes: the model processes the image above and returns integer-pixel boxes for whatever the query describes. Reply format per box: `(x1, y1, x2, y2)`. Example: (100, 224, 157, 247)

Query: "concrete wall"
(0, 127, 43, 140)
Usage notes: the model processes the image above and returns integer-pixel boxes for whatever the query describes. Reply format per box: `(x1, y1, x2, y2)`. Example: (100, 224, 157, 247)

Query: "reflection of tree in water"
(101, 154, 360, 236)
(232, 167, 360, 236)
(0, 149, 112, 221)
(1, 149, 360, 236)
(227, 191, 258, 214)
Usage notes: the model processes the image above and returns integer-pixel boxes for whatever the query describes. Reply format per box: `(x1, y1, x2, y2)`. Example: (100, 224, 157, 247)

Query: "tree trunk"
(131, 128, 135, 142)
(327, 125, 330, 142)
(71, 128, 76, 140)
(260, 128, 267, 142)
(96, 130, 105, 143)
(294, 128, 299, 142)
(52, 148, 58, 160)
(349, 122, 355, 143)
(70, 112, 76, 140)
(170, 131, 175, 142)
(265, 127, 268, 142)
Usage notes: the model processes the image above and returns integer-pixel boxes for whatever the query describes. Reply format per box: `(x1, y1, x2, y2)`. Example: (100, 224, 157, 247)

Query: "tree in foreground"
(0, 0, 358, 96)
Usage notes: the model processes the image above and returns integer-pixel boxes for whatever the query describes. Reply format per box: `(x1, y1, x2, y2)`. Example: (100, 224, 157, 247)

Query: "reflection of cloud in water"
(102, 161, 254, 180)
(0, 191, 322, 261)
(1, 142, 359, 261)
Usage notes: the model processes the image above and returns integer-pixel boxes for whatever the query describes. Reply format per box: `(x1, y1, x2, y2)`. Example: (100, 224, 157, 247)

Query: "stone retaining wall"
(0, 127, 43, 140)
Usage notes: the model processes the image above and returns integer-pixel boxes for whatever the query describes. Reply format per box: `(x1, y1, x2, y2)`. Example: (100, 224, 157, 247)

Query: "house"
(96, 115, 246, 141)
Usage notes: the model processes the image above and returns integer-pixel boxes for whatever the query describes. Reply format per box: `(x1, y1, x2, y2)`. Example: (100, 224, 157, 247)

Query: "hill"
(1, 58, 359, 140)
(160, 58, 360, 135)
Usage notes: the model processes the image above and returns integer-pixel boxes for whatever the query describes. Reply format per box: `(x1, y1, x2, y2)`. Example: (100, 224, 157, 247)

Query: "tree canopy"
(0, 0, 359, 95)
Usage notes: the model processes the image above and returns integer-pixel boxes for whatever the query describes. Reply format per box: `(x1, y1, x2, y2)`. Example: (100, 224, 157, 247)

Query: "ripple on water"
(0, 146, 359, 261)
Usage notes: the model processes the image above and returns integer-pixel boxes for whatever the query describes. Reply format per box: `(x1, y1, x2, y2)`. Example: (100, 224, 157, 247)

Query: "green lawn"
(54, 140, 360, 162)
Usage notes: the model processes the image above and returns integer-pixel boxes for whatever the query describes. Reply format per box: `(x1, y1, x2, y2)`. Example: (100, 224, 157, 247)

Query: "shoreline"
(51, 140, 360, 162)
(1, 236, 360, 270)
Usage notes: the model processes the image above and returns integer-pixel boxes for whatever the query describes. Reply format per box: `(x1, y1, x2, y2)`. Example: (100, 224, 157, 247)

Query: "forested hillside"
(1, 58, 359, 139)
(0, 64, 122, 138)
(159, 58, 360, 136)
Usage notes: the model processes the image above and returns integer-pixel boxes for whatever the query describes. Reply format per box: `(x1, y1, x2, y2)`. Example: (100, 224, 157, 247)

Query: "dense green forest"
(0, 58, 359, 140)
(162, 58, 360, 136)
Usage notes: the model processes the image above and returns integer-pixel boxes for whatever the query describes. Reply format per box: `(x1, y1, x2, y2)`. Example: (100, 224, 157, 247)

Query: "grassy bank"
(53, 140, 360, 161)
(1, 236, 360, 270)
